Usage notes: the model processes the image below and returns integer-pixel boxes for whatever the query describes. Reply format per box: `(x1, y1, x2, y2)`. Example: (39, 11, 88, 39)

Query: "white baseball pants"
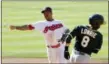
(46, 43, 68, 63)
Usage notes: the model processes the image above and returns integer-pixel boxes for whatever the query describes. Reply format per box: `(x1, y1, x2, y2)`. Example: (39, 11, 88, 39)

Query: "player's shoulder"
(75, 25, 86, 29)
(54, 19, 62, 22)
(34, 20, 47, 24)
(96, 31, 103, 37)
(31, 20, 47, 26)
(53, 19, 63, 23)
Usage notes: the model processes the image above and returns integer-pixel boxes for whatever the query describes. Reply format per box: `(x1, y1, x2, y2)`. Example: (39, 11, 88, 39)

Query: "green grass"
(2, 1, 108, 59)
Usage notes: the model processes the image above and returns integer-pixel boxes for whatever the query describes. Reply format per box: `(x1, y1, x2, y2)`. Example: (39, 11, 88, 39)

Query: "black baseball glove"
(64, 46, 70, 60)
(58, 29, 70, 43)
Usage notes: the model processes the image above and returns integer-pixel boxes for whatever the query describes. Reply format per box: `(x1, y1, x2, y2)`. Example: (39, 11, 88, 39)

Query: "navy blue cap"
(41, 7, 52, 13)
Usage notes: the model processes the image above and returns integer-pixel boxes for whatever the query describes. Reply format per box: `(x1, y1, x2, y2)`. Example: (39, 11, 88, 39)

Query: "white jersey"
(31, 20, 67, 45)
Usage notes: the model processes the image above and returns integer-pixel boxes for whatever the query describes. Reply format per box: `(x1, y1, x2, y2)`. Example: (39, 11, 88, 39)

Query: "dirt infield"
(2, 58, 108, 63)
(2, 58, 48, 63)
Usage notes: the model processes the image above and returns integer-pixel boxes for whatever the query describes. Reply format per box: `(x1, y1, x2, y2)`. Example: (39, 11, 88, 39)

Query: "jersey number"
(81, 36, 90, 48)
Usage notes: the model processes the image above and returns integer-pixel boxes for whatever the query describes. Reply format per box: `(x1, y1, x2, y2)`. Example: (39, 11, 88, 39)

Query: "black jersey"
(66, 25, 103, 55)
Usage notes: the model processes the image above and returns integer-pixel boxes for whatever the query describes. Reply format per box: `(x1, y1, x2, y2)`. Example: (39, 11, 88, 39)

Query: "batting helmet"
(89, 14, 105, 25)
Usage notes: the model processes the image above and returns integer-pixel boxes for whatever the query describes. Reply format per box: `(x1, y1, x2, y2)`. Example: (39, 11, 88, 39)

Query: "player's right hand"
(64, 51, 70, 60)
(10, 25, 16, 30)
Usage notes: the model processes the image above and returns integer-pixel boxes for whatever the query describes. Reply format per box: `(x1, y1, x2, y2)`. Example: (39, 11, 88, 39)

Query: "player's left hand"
(64, 51, 70, 60)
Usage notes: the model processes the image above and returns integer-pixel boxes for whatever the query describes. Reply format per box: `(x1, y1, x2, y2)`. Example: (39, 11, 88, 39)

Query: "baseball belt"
(75, 50, 86, 55)
(47, 43, 60, 48)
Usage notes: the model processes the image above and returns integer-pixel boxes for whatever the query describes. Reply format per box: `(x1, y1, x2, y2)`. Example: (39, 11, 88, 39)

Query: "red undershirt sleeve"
(28, 24, 35, 30)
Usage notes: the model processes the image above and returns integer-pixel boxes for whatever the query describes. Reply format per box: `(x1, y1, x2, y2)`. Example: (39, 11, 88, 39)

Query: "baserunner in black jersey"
(64, 14, 105, 63)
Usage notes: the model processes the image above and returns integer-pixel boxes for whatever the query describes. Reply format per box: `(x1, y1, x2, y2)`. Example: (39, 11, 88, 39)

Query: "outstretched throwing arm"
(10, 25, 34, 30)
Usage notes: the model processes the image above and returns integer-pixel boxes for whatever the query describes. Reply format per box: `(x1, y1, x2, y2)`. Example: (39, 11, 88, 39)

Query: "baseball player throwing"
(10, 7, 69, 63)
(64, 14, 105, 63)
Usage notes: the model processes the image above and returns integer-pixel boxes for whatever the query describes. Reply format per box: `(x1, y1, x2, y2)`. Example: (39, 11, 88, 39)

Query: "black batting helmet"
(89, 14, 105, 25)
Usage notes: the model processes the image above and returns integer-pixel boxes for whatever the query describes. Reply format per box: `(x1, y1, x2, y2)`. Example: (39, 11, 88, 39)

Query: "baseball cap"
(41, 7, 52, 13)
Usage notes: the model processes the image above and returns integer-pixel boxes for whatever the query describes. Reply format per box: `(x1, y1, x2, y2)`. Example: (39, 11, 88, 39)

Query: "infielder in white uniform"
(10, 7, 69, 63)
